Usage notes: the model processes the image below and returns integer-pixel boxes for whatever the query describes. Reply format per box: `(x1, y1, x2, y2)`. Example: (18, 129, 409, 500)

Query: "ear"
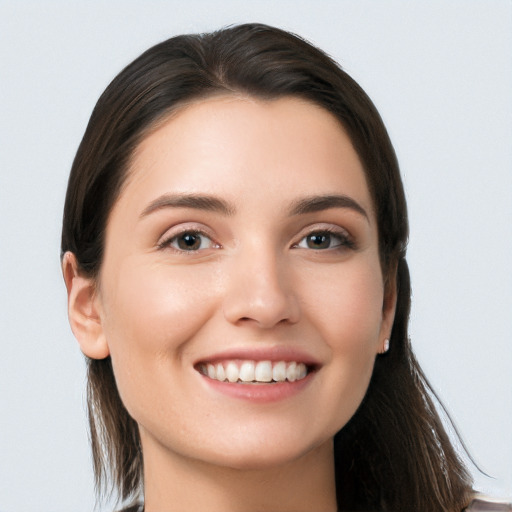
(378, 265, 398, 353)
(62, 252, 110, 359)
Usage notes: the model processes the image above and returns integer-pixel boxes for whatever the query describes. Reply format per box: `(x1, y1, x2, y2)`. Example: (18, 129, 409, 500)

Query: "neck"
(141, 433, 337, 512)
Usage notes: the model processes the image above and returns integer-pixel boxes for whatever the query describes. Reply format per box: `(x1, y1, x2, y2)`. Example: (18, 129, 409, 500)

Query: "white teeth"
(216, 363, 225, 381)
(239, 361, 255, 382)
(199, 360, 310, 383)
(254, 361, 273, 382)
(226, 362, 239, 383)
(286, 362, 297, 382)
(272, 361, 287, 382)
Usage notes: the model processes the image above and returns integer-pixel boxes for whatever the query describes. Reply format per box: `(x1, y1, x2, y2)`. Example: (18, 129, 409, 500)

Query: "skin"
(64, 96, 396, 512)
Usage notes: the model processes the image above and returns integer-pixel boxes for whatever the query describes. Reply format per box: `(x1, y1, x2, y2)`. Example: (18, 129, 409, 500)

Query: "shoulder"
(464, 497, 512, 511)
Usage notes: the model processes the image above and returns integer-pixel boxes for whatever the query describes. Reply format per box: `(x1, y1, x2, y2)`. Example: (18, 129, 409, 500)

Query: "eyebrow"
(139, 192, 368, 220)
(288, 194, 369, 220)
(140, 193, 236, 218)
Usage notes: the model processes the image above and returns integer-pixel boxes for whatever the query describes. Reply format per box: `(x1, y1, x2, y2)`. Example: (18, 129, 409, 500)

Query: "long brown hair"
(61, 23, 473, 511)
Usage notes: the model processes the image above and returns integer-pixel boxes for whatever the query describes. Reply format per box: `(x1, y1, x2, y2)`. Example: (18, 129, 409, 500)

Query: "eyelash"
(157, 226, 355, 253)
(157, 229, 219, 252)
(294, 227, 356, 251)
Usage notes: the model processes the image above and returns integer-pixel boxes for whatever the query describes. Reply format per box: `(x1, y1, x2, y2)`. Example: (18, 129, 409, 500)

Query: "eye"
(160, 230, 218, 252)
(296, 229, 354, 250)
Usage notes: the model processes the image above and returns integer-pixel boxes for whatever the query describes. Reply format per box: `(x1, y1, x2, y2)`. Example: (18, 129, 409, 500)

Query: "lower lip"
(198, 372, 315, 403)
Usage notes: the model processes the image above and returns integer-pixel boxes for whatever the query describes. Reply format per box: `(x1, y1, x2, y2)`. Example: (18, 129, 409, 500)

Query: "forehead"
(119, 95, 374, 219)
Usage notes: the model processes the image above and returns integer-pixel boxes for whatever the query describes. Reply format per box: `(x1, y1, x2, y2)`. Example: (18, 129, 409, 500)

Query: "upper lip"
(193, 346, 322, 368)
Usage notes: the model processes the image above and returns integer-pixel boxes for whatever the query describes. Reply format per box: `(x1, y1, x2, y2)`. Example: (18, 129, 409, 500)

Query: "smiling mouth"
(197, 360, 311, 384)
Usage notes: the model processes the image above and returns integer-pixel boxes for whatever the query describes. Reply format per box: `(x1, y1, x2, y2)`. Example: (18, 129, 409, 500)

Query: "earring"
(380, 338, 390, 354)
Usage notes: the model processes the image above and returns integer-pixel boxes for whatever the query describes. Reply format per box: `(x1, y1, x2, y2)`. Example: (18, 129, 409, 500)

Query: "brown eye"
(164, 231, 216, 251)
(177, 233, 202, 250)
(296, 230, 353, 251)
(305, 233, 332, 249)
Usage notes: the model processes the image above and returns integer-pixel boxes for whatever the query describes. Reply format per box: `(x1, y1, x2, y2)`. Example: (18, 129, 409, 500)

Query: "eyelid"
(292, 223, 355, 250)
(294, 223, 351, 241)
(156, 223, 219, 250)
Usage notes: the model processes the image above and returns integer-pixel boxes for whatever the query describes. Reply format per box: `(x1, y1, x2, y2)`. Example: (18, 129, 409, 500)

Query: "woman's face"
(91, 96, 395, 470)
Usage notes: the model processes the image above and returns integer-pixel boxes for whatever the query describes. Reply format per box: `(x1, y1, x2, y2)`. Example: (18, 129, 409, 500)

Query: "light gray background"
(1, 1, 511, 511)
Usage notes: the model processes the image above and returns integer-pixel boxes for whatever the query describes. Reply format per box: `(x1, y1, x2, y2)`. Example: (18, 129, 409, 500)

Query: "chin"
(202, 441, 328, 472)
(188, 422, 337, 473)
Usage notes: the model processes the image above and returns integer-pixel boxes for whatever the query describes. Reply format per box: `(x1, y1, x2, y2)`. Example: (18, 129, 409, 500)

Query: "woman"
(61, 23, 504, 512)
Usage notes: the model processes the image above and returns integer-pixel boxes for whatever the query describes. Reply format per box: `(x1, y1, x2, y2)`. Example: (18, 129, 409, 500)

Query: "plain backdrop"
(1, 1, 511, 511)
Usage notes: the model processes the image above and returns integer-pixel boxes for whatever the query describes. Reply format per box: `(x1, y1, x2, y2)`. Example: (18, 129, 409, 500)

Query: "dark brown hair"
(61, 23, 473, 511)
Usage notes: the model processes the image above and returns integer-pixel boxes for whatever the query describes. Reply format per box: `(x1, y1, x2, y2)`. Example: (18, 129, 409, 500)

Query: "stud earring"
(380, 338, 390, 354)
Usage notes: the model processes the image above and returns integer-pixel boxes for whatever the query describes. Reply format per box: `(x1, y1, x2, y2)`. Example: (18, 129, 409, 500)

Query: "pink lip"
(193, 346, 321, 367)
(198, 371, 315, 403)
(193, 346, 320, 403)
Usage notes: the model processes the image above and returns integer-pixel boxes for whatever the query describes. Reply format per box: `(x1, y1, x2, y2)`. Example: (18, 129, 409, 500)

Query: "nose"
(222, 248, 300, 329)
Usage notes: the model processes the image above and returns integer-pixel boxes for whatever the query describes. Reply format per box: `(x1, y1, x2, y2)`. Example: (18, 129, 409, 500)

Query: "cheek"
(98, 259, 221, 404)
(304, 269, 382, 434)
(297, 259, 384, 429)
(103, 259, 219, 344)
(301, 259, 385, 352)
